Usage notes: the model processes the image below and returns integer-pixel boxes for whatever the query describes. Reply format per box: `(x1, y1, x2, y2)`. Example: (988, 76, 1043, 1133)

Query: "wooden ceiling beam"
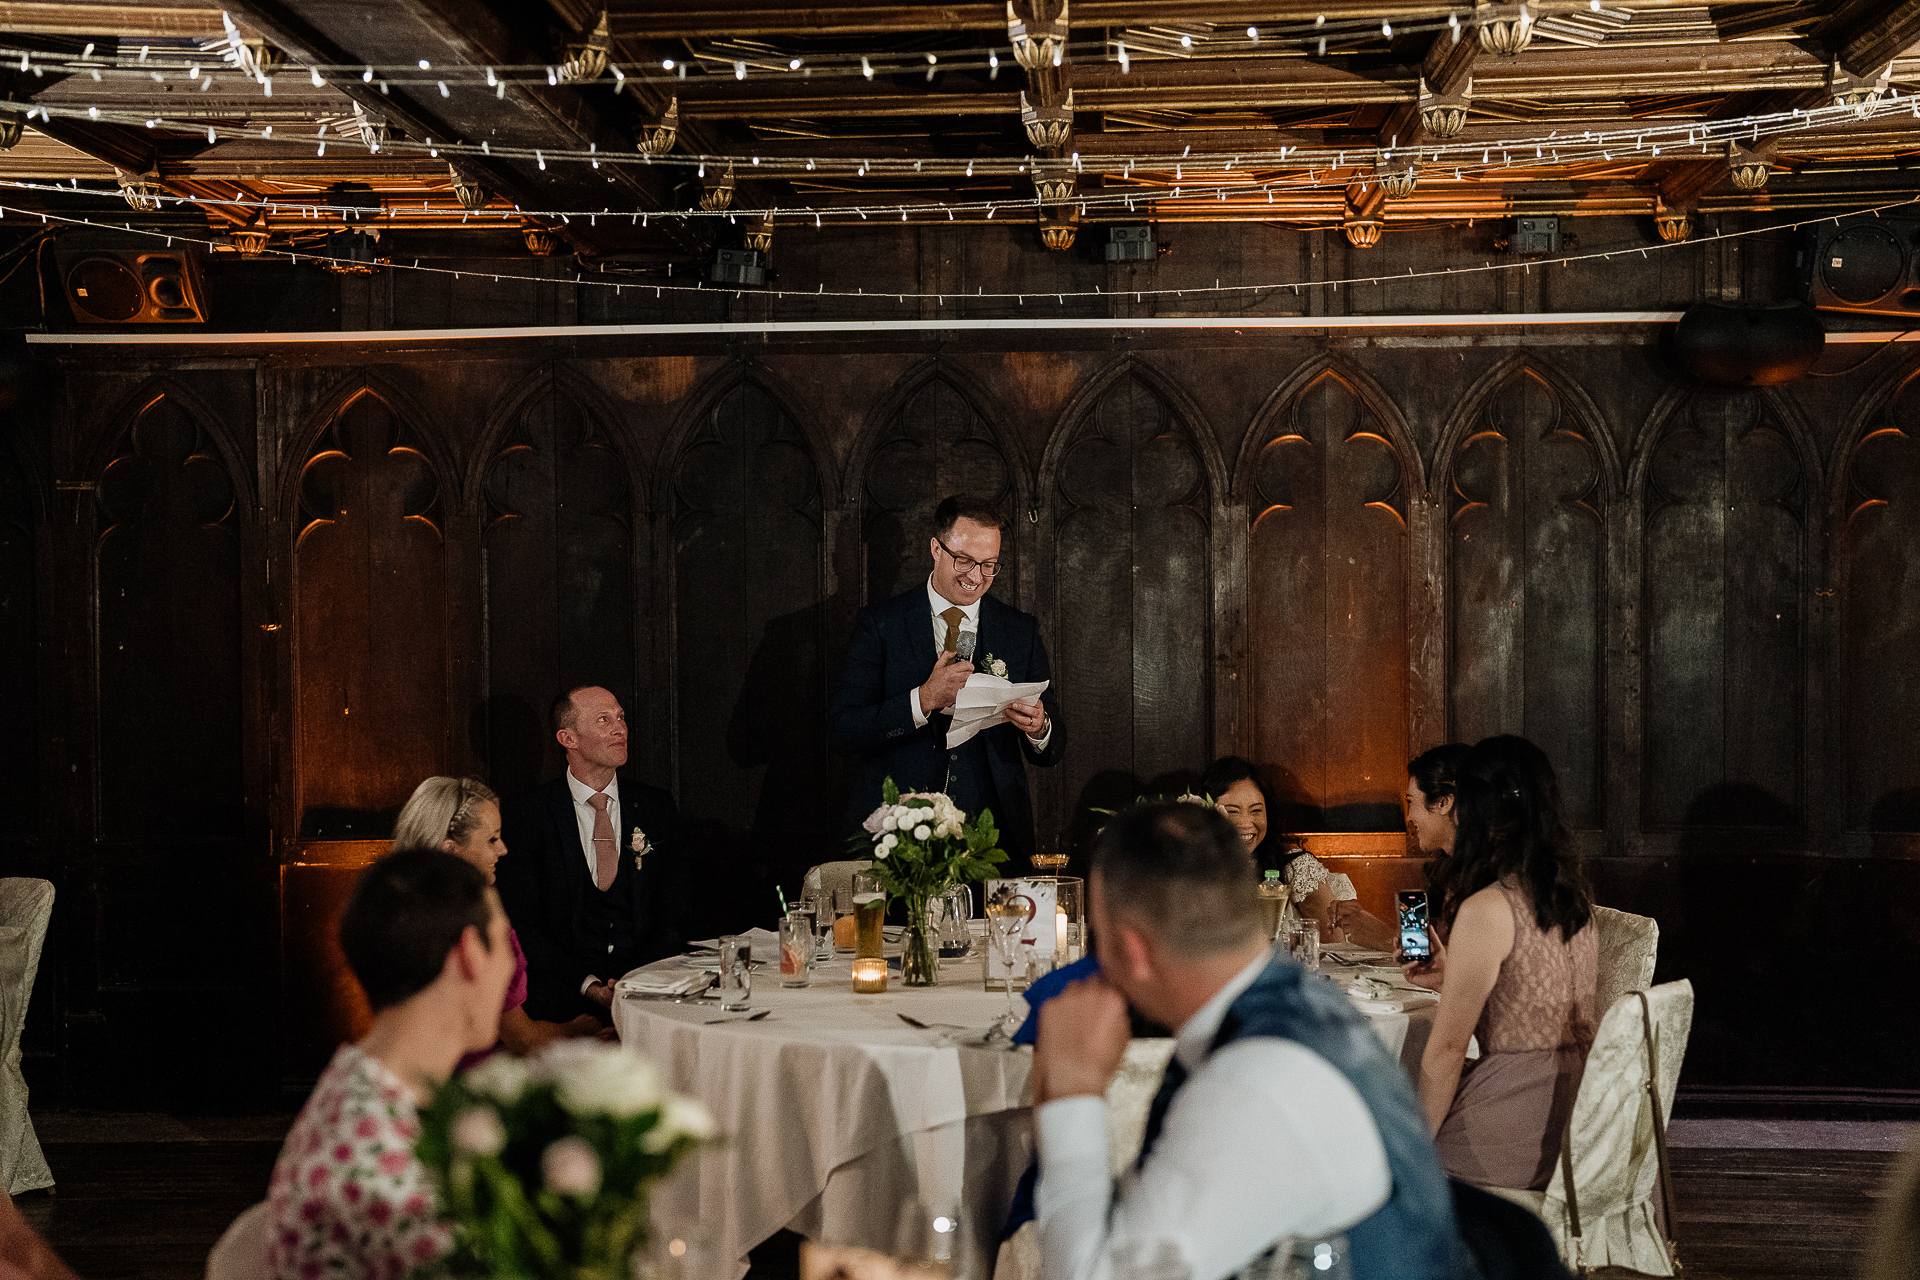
(216, 0, 698, 251)
(1376, 29, 1480, 149)
(1813, 0, 1920, 72)
(595, 0, 1798, 38)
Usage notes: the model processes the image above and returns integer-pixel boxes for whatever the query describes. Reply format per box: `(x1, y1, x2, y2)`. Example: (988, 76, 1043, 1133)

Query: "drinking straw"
(777, 886, 790, 916)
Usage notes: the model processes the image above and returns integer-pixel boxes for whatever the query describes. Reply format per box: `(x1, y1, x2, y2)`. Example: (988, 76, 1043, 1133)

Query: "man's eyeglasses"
(934, 535, 1002, 579)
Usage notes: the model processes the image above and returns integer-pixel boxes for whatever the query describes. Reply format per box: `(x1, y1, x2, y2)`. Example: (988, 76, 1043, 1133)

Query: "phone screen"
(1397, 891, 1431, 962)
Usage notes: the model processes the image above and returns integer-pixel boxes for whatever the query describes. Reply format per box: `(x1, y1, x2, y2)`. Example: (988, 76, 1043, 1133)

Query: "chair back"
(0, 878, 55, 1195)
(205, 1200, 270, 1280)
(1542, 979, 1694, 1275)
(804, 859, 874, 906)
(1592, 905, 1659, 1015)
(1105, 1038, 1177, 1177)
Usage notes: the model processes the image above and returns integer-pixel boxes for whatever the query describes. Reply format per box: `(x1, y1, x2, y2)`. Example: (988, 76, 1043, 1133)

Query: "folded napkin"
(616, 972, 710, 997)
(1324, 948, 1394, 966)
(1345, 976, 1436, 1015)
(689, 927, 781, 954)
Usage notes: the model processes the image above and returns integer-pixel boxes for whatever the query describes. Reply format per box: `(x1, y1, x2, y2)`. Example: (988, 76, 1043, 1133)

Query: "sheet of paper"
(945, 673, 1049, 748)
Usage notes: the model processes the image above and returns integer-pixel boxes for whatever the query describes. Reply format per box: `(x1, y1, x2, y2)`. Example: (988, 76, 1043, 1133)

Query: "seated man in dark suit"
(496, 685, 684, 1023)
(829, 495, 1063, 864)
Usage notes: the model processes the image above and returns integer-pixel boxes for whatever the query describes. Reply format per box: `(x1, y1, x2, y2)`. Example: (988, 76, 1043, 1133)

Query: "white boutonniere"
(982, 652, 1009, 679)
(630, 827, 651, 870)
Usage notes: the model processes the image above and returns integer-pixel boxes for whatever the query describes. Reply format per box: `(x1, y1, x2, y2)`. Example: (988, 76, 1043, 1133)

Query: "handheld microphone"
(956, 629, 977, 663)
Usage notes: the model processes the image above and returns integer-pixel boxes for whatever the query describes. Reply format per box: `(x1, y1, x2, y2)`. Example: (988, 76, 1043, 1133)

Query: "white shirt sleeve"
(910, 684, 929, 729)
(1037, 1040, 1392, 1280)
(1026, 721, 1053, 751)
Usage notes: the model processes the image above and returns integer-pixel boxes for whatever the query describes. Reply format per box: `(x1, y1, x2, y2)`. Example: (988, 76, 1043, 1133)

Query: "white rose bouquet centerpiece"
(416, 1041, 714, 1279)
(858, 776, 1009, 986)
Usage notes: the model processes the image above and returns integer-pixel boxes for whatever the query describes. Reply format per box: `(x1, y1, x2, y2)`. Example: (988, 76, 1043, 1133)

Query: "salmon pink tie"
(588, 792, 617, 892)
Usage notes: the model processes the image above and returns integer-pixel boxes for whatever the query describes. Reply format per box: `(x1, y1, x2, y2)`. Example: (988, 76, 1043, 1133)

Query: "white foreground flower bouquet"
(857, 777, 1009, 984)
(417, 1041, 714, 1279)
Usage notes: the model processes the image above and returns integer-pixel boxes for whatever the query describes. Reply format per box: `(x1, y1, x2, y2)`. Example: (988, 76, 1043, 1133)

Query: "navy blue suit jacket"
(496, 774, 686, 1021)
(828, 586, 1063, 862)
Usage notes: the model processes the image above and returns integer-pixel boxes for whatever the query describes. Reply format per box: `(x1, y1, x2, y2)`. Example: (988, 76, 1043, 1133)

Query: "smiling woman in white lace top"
(1201, 756, 1356, 936)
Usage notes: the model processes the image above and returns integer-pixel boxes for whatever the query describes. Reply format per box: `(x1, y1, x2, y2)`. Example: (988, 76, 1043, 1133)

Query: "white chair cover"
(1489, 979, 1694, 1276)
(0, 878, 54, 1195)
(205, 1199, 271, 1280)
(994, 1038, 1178, 1280)
(1592, 905, 1659, 1016)
(803, 859, 875, 907)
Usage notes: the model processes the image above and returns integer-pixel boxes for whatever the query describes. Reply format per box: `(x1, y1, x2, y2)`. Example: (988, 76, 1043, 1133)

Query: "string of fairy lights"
(0, 5, 1605, 93)
(4, 88, 1917, 228)
(5, 193, 1916, 306)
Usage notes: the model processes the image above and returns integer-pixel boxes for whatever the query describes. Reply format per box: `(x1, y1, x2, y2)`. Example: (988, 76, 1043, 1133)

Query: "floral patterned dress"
(266, 1043, 456, 1280)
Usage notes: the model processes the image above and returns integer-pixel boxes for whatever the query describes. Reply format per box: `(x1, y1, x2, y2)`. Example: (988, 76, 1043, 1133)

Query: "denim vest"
(1140, 957, 1463, 1280)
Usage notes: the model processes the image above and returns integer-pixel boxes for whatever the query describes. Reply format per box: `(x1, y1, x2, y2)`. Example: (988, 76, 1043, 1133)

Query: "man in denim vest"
(1033, 802, 1463, 1280)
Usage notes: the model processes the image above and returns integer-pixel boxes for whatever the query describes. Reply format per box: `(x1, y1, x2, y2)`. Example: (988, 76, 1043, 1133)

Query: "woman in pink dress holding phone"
(1403, 735, 1599, 1191)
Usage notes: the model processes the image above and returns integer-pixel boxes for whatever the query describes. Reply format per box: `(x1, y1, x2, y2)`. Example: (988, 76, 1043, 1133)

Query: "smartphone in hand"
(1396, 890, 1431, 963)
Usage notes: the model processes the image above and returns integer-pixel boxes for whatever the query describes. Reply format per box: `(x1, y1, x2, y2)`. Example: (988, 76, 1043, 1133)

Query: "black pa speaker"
(56, 247, 208, 324)
(1803, 215, 1920, 318)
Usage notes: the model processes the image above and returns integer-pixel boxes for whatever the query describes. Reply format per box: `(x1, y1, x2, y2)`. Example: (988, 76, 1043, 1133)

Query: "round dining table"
(614, 940, 1436, 1280)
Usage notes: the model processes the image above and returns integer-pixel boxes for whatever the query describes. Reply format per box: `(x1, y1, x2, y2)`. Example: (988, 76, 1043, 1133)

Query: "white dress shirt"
(909, 577, 1052, 750)
(565, 768, 623, 996)
(1036, 952, 1392, 1280)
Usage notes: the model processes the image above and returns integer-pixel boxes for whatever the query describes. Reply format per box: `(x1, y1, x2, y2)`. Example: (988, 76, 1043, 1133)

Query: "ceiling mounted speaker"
(59, 249, 208, 324)
(1802, 215, 1920, 317)
(1672, 302, 1824, 387)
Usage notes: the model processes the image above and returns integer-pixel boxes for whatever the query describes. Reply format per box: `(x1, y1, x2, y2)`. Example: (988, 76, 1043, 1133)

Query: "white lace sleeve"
(1284, 854, 1357, 901)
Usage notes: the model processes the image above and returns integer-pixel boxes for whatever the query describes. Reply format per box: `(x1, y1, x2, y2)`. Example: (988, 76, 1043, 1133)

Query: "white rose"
(643, 1095, 717, 1153)
(450, 1106, 505, 1158)
(881, 833, 898, 850)
(541, 1041, 662, 1118)
(541, 1136, 603, 1198)
(992, 660, 1008, 678)
(913, 824, 931, 841)
(874, 844, 890, 860)
(463, 1053, 530, 1103)
(882, 812, 898, 831)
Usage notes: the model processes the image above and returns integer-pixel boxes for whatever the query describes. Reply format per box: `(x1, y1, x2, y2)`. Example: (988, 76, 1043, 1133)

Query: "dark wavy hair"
(1200, 756, 1302, 876)
(1408, 743, 1470, 809)
(1435, 735, 1593, 940)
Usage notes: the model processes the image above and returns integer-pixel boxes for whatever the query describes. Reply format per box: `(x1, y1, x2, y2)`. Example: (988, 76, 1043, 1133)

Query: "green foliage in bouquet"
(415, 1043, 714, 1279)
(853, 776, 1009, 903)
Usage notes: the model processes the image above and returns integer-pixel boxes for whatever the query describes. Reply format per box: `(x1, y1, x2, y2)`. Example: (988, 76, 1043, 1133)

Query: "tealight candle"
(1056, 908, 1069, 956)
(851, 956, 888, 993)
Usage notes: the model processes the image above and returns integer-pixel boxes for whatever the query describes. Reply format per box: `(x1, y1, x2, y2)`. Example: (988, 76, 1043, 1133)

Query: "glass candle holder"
(851, 956, 888, 993)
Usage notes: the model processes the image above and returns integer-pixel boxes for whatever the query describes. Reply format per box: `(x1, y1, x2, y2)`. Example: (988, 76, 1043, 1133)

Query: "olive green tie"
(939, 606, 964, 653)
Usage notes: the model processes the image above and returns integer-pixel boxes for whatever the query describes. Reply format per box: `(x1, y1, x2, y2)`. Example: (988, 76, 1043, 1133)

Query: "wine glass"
(985, 904, 1027, 1039)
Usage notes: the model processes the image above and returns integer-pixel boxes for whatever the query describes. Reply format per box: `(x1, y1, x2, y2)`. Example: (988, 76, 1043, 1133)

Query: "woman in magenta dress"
(393, 777, 602, 1066)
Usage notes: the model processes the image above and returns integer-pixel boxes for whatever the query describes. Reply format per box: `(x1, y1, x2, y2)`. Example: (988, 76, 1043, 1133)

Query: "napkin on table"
(616, 972, 710, 998)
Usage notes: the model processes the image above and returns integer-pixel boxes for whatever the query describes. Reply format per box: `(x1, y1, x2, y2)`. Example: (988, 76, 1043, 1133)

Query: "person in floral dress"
(267, 850, 517, 1279)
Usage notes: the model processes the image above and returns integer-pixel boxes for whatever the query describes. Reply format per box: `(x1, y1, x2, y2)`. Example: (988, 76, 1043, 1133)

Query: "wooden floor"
(11, 1140, 1900, 1279)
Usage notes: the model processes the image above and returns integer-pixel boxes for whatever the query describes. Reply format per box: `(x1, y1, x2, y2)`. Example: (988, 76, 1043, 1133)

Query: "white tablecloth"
(615, 950, 1436, 1278)
(616, 951, 1034, 1280)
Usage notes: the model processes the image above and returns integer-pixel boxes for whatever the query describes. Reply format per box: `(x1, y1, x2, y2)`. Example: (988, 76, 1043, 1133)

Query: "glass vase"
(900, 896, 940, 987)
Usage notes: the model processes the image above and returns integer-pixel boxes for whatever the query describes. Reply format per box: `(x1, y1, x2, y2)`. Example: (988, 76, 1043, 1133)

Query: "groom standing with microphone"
(830, 495, 1063, 865)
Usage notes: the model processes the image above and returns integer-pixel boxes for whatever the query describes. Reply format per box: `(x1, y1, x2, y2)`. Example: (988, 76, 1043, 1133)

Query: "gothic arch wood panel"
(1836, 364, 1920, 832)
(1242, 360, 1414, 831)
(1636, 391, 1811, 830)
(480, 371, 637, 796)
(95, 389, 245, 842)
(669, 371, 827, 919)
(1044, 358, 1217, 820)
(293, 388, 448, 836)
(1440, 356, 1609, 827)
(851, 361, 1021, 606)
(0, 442, 36, 839)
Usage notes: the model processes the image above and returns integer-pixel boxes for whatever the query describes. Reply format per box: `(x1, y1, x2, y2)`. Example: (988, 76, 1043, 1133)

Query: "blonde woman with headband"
(392, 777, 606, 1065)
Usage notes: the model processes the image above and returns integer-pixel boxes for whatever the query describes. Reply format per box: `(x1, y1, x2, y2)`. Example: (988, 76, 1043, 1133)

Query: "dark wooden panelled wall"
(3, 244, 1920, 1110)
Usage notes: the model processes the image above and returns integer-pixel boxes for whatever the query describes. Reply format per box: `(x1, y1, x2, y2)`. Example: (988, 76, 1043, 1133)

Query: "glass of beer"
(852, 872, 886, 959)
